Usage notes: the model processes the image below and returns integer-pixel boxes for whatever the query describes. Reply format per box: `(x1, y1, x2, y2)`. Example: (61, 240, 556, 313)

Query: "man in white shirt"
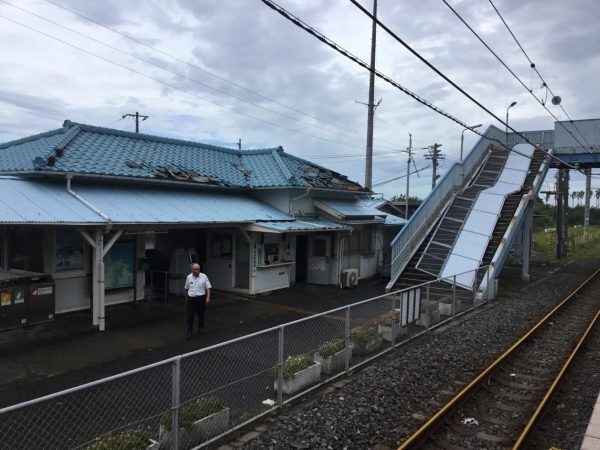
(184, 263, 212, 339)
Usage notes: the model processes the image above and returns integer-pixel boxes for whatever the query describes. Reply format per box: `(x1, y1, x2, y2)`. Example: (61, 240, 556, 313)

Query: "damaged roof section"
(0, 120, 368, 192)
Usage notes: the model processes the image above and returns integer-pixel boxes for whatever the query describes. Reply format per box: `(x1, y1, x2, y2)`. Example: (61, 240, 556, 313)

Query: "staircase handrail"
(478, 148, 552, 297)
(386, 125, 506, 291)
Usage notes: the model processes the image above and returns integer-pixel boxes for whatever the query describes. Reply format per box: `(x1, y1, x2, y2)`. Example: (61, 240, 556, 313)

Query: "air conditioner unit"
(341, 269, 359, 288)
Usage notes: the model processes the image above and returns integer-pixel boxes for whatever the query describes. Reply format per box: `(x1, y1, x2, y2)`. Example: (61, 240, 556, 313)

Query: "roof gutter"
(66, 174, 113, 231)
(289, 186, 312, 218)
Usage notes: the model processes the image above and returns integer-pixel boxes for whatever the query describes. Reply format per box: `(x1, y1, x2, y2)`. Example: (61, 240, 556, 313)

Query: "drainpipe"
(289, 187, 312, 217)
(66, 174, 113, 231)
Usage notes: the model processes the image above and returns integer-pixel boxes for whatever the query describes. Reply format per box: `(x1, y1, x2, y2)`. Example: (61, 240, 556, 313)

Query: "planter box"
(417, 308, 440, 326)
(274, 362, 322, 395)
(159, 407, 229, 449)
(351, 333, 383, 355)
(377, 324, 407, 342)
(439, 302, 454, 316)
(314, 347, 351, 375)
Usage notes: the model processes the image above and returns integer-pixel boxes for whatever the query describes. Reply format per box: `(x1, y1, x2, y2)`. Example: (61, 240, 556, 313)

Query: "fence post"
(171, 357, 181, 450)
(390, 295, 396, 348)
(452, 275, 456, 316)
(486, 268, 490, 302)
(425, 284, 430, 329)
(345, 307, 351, 372)
(277, 326, 284, 407)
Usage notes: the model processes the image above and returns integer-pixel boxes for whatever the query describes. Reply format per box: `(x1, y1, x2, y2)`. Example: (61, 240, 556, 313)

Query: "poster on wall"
(0, 292, 10, 306)
(104, 241, 134, 289)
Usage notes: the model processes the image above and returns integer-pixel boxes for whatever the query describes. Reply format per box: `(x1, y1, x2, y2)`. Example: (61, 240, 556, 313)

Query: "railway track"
(398, 268, 600, 450)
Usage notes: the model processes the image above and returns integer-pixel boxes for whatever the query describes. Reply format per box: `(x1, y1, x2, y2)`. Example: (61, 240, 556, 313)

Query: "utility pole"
(424, 143, 444, 189)
(402, 134, 413, 219)
(364, 0, 378, 191)
(122, 112, 149, 133)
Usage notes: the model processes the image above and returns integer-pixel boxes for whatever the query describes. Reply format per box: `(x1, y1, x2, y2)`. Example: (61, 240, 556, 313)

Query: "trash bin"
(28, 275, 55, 325)
(0, 279, 28, 330)
(0, 273, 54, 331)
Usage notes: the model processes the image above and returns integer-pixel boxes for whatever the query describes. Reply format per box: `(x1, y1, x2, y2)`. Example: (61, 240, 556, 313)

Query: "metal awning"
(314, 198, 406, 225)
(0, 176, 292, 225)
(245, 218, 350, 233)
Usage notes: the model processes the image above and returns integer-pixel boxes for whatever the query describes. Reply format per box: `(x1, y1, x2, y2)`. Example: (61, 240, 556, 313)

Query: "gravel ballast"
(235, 259, 600, 450)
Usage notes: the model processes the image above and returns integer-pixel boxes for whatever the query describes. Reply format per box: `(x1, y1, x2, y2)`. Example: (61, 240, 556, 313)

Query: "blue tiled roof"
(0, 121, 366, 191)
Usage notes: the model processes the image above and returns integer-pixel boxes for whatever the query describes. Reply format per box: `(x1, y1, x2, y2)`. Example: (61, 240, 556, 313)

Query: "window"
(347, 228, 373, 255)
(55, 229, 85, 272)
(347, 231, 361, 253)
(211, 233, 233, 258)
(9, 227, 44, 273)
(264, 243, 280, 264)
(314, 238, 327, 257)
(361, 226, 374, 255)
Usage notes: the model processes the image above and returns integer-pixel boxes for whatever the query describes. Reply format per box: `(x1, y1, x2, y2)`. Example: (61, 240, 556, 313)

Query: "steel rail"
(512, 301, 600, 449)
(397, 266, 600, 450)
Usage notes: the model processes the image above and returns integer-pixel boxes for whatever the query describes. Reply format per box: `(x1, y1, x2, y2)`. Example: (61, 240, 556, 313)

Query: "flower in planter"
(85, 429, 151, 450)
(281, 354, 314, 380)
(317, 339, 345, 359)
(350, 325, 378, 346)
(160, 396, 225, 431)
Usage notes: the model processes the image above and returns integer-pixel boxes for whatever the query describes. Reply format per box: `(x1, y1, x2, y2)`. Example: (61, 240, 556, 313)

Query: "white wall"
(253, 189, 315, 216)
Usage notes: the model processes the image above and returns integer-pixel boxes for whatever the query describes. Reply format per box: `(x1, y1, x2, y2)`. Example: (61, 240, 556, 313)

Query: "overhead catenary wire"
(0, 1, 402, 154)
(442, 0, 594, 156)
(347, 0, 600, 182)
(261, 0, 538, 163)
(487, 0, 596, 152)
(372, 165, 431, 188)
(41, 0, 400, 150)
(0, 13, 390, 156)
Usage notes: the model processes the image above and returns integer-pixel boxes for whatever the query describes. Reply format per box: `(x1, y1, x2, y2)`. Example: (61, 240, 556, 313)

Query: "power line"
(372, 164, 430, 187)
(1, 1, 401, 154)
(0, 13, 388, 155)
(347, 0, 600, 180)
(261, 0, 538, 163)
(441, 0, 594, 156)
(41, 0, 401, 150)
(487, 0, 595, 152)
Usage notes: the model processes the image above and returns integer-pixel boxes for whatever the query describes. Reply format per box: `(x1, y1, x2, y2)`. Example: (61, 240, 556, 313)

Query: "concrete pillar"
(521, 202, 533, 282)
(584, 168, 591, 245)
(92, 229, 106, 330)
(556, 168, 569, 258)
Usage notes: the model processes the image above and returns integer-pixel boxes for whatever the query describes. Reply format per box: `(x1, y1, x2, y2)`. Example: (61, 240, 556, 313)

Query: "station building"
(0, 121, 404, 330)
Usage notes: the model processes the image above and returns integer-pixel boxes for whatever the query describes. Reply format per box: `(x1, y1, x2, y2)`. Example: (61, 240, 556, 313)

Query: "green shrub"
(317, 339, 344, 359)
(350, 325, 378, 346)
(282, 354, 314, 380)
(85, 430, 150, 450)
(161, 396, 224, 431)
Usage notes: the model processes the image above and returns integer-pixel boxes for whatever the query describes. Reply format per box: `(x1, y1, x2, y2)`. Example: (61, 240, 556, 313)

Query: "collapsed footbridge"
(386, 125, 551, 301)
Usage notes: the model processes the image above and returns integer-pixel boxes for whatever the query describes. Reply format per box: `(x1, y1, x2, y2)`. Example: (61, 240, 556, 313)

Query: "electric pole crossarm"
(122, 111, 149, 133)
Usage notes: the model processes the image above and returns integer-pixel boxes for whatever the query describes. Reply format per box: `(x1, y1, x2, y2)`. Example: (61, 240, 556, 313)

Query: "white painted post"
(98, 234, 105, 331)
(92, 229, 102, 328)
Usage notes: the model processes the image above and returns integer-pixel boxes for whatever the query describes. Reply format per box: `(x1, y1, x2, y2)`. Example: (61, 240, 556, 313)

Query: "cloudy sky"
(0, 0, 598, 199)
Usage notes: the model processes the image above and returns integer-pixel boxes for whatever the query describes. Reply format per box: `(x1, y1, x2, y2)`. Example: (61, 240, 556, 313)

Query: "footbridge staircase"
(386, 126, 551, 299)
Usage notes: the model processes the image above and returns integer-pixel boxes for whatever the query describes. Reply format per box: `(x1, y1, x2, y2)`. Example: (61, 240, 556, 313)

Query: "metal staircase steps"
(391, 144, 547, 293)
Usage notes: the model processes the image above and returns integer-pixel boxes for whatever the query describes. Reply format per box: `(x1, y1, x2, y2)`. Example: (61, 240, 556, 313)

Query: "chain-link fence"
(0, 266, 490, 450)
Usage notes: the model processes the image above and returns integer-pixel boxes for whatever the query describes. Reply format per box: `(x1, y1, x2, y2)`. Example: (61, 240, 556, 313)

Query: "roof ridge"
(0, 127, 65, 150)
(271, 148, 294, 182)
(63, 120, 277, 155)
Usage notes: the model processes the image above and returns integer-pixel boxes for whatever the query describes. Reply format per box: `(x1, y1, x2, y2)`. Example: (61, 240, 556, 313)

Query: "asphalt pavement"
(0, 279, 389, 408)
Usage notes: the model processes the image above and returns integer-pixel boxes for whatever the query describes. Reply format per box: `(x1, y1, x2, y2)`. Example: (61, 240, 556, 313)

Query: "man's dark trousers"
(187, 295, 206, 335)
